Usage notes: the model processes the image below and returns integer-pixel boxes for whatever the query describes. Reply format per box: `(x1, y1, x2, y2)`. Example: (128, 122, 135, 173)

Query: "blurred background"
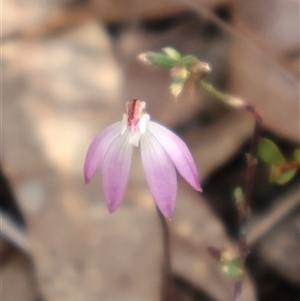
(1, 0, 299, 300)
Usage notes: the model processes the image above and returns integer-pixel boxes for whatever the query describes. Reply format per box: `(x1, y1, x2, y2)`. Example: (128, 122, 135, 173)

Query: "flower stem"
(233, 109, 262, 301)
(198, 79, 263, 301)
(199, 80, 264, 121)
(233, 278, 243, 301)
(156, 206, 175, 301)
(199, 80, 230, 103)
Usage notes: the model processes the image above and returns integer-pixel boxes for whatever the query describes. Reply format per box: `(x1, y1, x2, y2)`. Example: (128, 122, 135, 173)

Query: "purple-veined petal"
(84, 121, 122, 183)
(147, 121, 202, 192)
(140, 132, 177, 218)
(102, 132, 132, 213)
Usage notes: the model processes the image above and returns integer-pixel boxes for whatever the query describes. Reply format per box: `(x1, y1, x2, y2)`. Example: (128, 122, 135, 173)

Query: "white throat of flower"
(121, 99, 150, 147)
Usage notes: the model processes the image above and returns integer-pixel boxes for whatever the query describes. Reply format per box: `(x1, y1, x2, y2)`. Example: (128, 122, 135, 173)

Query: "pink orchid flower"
(84, 99, 202, 218)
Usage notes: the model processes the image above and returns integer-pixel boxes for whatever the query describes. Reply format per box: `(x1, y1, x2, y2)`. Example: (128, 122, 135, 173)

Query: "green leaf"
(162, 47, 181, 61)
(294, 149, 300, 163)
(179, 55, 198, 66)
(138, 52, 177, 68)
(221, 257, 243, 278)
(258, 138, 286, 165)
(233, 187, 244, 205)
(170, 66, 189, 99)
(170, 79, 185, 99)
(270, 167, 297, 185)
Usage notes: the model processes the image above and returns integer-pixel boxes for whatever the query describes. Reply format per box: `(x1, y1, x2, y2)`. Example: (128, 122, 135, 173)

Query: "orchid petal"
(147, 121, 202, 191)
(84, 121, 122, 183)
(140, 132, 177, 218)
(102, 133, 132, 213)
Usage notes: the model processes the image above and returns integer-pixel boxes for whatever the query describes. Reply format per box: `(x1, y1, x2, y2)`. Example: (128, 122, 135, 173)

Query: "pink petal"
(84, 121, 122, 183)
(147, 121, 202, 192)
(140, 132, 177, 218)
(102, 133, 132, 213)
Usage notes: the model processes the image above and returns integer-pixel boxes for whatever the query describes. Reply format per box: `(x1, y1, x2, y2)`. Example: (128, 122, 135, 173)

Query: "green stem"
(199, 80, 230, 103)
(199, 80, 258, 115)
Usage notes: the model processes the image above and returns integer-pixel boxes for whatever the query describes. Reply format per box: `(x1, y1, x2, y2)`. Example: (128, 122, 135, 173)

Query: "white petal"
(138, 114, 150, 134)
